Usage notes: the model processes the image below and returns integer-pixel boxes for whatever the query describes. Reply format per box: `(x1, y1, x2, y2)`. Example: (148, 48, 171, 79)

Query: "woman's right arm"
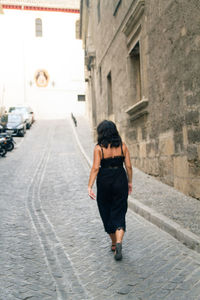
(123, 143, 133, 194)
(88, 145, 101, 199)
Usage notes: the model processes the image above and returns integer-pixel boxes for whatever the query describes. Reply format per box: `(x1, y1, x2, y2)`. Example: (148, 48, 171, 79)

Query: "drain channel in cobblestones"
(26, 127, 88, 300)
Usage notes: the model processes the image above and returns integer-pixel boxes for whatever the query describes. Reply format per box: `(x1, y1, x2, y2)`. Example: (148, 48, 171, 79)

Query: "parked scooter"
(0, 124, 4, 133)
(0, 137, 7, 157)
(0, 132, 15, 151)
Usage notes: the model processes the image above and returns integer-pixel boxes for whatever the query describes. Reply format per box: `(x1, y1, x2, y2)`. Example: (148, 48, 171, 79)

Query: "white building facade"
(0, 0, 85, 118)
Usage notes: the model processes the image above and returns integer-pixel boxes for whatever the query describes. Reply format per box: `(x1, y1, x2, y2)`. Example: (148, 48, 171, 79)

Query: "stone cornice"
(125, 98, 148, 121)
(96, 0, 145, 68)
(122, 0, 145, 37)
(85, 51, 96, 71)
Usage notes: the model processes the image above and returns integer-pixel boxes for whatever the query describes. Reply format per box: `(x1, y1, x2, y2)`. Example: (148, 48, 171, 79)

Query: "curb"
(128, 197, 200, 253)
(70, 119, 200, 254)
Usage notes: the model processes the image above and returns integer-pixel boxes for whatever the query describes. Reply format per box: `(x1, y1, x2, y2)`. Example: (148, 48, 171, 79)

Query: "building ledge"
(125, 98, 148, 115)
(130, 110, 148, 121)
(122, 0, 145, 37)
(85, 51, 96, 71)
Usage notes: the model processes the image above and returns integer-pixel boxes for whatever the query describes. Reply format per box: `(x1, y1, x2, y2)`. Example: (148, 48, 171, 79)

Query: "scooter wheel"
(6, 142, 14, 151)
(0, 148, 7, 157)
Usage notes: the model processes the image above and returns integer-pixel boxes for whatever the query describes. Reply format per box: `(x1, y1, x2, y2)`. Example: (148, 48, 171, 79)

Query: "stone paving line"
(0, 123, 59, 299)
(73, 115, 200, 254)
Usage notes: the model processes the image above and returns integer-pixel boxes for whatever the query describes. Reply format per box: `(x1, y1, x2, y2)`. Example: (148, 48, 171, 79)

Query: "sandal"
(114, 243, 122, 261)
(111, 244, 116, 252)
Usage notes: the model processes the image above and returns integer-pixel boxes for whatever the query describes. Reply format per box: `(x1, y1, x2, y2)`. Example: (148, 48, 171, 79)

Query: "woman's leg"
(109, 233, 116, 244)
(115, 228, 124, 244)
(109, 233, 116, 251)
(114, 229, 124, 260)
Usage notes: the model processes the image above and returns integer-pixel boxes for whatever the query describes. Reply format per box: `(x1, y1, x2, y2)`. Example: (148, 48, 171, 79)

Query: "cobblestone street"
(0, 119, 200, 300)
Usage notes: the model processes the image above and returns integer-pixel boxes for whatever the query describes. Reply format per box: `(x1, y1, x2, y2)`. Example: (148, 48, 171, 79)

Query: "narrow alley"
(0, 119, 200, 300)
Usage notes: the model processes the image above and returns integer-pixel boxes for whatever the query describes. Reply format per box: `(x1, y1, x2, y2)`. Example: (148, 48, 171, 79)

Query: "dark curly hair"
(97, 120, 122, 148)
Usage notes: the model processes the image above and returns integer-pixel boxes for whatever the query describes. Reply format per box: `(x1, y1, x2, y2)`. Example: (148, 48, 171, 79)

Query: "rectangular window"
(107, 72, 113, 115)
(97, 0, 101, 23)
(77, 95, 85, 101)
(129, 41, 141, 103)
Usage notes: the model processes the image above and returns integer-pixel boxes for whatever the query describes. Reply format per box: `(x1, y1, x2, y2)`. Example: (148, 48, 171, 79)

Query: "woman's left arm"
(88, 145, 101, 200)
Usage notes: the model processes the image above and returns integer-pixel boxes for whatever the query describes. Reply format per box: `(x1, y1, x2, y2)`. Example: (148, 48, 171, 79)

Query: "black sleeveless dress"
(96, 144, 128, 234)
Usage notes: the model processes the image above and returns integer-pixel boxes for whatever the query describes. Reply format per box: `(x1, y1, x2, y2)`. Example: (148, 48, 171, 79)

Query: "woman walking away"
(88, 120, 132, 260)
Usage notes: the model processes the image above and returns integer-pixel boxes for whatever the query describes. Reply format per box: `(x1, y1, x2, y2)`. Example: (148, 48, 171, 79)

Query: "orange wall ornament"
(35, 70, 49, 87)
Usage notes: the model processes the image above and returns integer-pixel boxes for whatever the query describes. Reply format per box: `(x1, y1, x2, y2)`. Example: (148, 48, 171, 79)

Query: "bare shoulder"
(122, 142, 127, 153)
(94, 144, 101, 153)
(94, 145, 102, 160)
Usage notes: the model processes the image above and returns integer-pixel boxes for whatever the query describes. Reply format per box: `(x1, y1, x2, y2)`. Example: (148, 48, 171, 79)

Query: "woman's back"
(100, 143, 125, 160)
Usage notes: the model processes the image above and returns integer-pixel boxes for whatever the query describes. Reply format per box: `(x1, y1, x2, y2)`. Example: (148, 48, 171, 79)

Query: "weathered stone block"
(130, 143, 139, 158)
(182, 125, 188, 147)
(146, 158, 159, 176)
(189, 178, 200, 199)
(146, 141, 156, 158)
(139, 142, 146, 158)
(158, 130, 174, 156)
(188, 160, 200, 176)
(127, 129, 137, 141)
(187, 145, 198, 161)
(137, 127, 143, 142)
(159, 156, 174, 186)
(185, 111, 199, 125)
(188, 129, 200, 143)
(174, 177, 189, 195)
(142, 127, 147, 140)
(141, 157, 146, 170)
(132, 158, 137, 167)
(173, 116, 185, 133)
(174, 132, 184, 153)
(186, 95, 198, 106)
(174, 156, 188, 178)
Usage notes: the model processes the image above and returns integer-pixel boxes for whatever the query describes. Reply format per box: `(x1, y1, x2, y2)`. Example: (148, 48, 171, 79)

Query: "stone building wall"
(80, 0, 200, 199)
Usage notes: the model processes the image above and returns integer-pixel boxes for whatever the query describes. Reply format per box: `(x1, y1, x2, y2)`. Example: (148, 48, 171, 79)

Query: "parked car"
(9, 106, 34, 129)
(4, 113, 26, 137)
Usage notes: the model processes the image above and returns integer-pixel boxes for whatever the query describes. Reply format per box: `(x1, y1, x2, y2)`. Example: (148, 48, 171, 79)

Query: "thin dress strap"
(100, 146, 104, 159)
(121, 142, 124, 156)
